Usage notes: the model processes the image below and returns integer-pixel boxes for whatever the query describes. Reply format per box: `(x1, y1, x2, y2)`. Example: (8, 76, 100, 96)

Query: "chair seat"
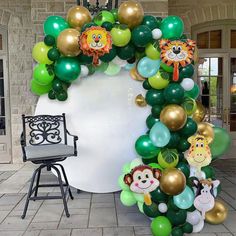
(25, 144, 74, 161)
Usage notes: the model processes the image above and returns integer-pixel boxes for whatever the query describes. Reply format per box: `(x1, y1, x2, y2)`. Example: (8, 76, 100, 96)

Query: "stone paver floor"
(0, 159, 236, 236)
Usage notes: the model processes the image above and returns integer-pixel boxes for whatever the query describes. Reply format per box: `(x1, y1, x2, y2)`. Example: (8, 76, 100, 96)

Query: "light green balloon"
(130, 158, 143, 170)
(122, 163, 131, 173)
(133, 193, 144, 202)
(104, 62, 121, 76)
(31, 79, 52, 96)
(120, 190, 137, 207)
(138, 201, 144, 213)
(118, 174, 130, 191)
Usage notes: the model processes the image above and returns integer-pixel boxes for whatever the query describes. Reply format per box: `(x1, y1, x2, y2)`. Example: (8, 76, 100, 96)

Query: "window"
(231, 30, 236, 48)
(197, 30, 222, 49)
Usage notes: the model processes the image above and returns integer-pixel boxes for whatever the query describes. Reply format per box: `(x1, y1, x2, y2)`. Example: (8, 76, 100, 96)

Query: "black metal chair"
(20, 113, 78, 219)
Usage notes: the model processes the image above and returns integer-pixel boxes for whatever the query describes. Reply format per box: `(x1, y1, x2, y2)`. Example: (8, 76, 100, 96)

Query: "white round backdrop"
(35, 69, 150, 193)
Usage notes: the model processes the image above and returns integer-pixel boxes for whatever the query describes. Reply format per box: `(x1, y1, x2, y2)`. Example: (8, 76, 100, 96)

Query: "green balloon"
(135, 135, 160, 158)
(156, 17, 162, 28)
(31, 79, 52, 96)
(143, 202, 161, 218)
(146, 114, 159, 129)
(48, 90, 56, 100)
(120, 190, 136, 207)
(143, 80, 152, 90)
(179, 118, 197, 137)
(166, 132, 180, 149)
(104, 62, 120, 76)
(101, 21, 113, 31)
(110, 9, 118, 21)
(146, 89, 165, 106)
(33, 64, 54, 85)
(43, 16, 69, 38)
(209, 127, 231, 159)
(178, 137, 190, 152)
(44, 35, 55, 46)
(166, 209, 187, 227)
(151, 187, 168, 202)
(202, 166, 216, 179)
(52, 78, 63, 92)
(78, 53, 93, 65)
(54, 57, 81, 82)
(47, 48, 60, 61)
(117, 43, 135, 60)
(164, 83, 184, 104)
(160, 16, 184, 39)
(118, 174, 130, 191)
(93, 10, 115, 26)
(100, 46, 117, 62)
(184, 84, 200, 99)
(151, 105, 163, 118)
(172, 227, 184, 236)
(142, 156, 157, 165)
(151, 216, 172, 236)
(56, 90, 68, 101)
(142, 15, 159, 30)
(182, 222, 193, 234)
(161, 62, 174, 73)
(179, 64, 194, 79)
(81, 22, 97, 32)
(131, 25, 153, 47)
(177, 162, 190, 178)
(168, 198, 179, 211)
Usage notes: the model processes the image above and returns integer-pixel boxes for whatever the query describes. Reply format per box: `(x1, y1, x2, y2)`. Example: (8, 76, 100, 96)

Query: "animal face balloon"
(185, 134, 212, 175)
(193, 179, 220, 219)
(159, 39, 196, 81)
(79, 26, 112, 65)
(124, 165, 161, 205)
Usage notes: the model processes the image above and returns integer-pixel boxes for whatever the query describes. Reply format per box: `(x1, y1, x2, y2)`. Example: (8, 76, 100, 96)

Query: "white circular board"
(35, 69, 150, 193)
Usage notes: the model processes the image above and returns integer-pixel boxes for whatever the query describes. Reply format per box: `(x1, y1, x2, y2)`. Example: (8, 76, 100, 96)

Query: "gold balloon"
(135, 94, 147, 107)
(160, 104, 187, 131)
(205, 200, 228, 224)
(118, 1, 144, 29)
(67, 6, 92, 31)
(130, 67, 145, 81)
(197, 122, 214, 143)
(57, 29, 81, 57)
(192, 101, 206, 123)
(160, 168, 186, 195)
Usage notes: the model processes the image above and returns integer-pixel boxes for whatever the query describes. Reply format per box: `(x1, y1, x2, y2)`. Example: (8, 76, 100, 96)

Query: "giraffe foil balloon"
(185, 134, 212, 179)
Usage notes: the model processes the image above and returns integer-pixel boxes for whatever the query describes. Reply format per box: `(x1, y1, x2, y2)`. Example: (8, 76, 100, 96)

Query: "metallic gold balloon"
(197, 122, 214, 143)
(130, 67, 145, 81)
(192, 101, 206, 123)
(57, 29, 81, 57)
(205, 200, 228, 224)
(135, 94, 147, 107)
(67, 6, 92, 31)
(160, 168, 186, 195)
(118, 1, 144, 29)
(160, 104, 187, 131)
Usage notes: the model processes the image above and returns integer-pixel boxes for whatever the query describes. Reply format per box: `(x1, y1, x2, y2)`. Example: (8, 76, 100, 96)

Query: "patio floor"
(0, 159, 236, 236)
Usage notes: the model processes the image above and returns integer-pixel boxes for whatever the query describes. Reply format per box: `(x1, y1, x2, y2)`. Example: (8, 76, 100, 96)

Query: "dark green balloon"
(179, 64, 194, 79)
(151, 105, 162, 118)
(48, 90, 56, 100)
(181, 34, 188, 40)
(146, 114, 159, 129)
(143, 80, 152, 90)
(44, 35, 55, 46)
(100, 45, 117, 62)
(202, 166, 216, 179)
(178, 137, 190, 152)
(142, 156, 157, 165)
(187, 205, 196, 212)
(101, 21, 113, 31)
(179, 118, 197, 137)
(146, 89, 165, 106)
(56, 90, 68, 101)
(81, 22, 97, 32)
(143, 202, 161, 218)
(87, 64, 96, 75)
(142, 15, 159, 30)
(110, 9, 118, 21)
(156, 17, 162, 28)
(166, 209, 187, 226)
(168, 198, 179, 211)
(166, 132, 180, 149)
(78, 53, 93, 65)
(172, 228, 184, 236)
(131, 25, 152, 47)
(177, 162, 190, 178)
(135, 135, 160, 158)
(47, 48, 60, 61)
(135, 46, 146, 53)
(182, 222, 193, 234)
(127, 56, 136, 64)
(184, 84, 200, 100)
(52, 78, 63, 92)
(151, 187, 168, 202)
(117, 43, 135, 60)
(178, 152, 185, 162)
(164, 83, 184, 104)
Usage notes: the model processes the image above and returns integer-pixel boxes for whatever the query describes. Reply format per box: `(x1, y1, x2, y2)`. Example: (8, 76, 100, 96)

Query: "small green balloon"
(151, 105, 163, 118)
(202, 166, 216, 179)
(143, 80, 152, 90)
(138, 201, 144, 213)
(179, 64, 194, 79)
(31, 79, 52, 96)
(118, 174, 130, 191)
(179, 118, 197, 138)
(33, 64, 54, 85)
(143, 202, 161, 218)
(78, 53, 93, 65)
(56, 90, 68, 101)
(184, 83, 200, 100)
(160, 16, 184, 39)
(110, 9, 118, 21)
(44, 35, 55, 46)
(104, 62, 121, 76)
(47, 48, 60, 61)
(151, 216, 172, 236)
(93, 10, 115, 26)
(120, 190, 136, 207)
(145, 89, 165, 106)
(100, 46, 117, 62)
(142, 15, 159, 30)
(48, 90, 56, 100)
(52, 78, 63, 92)
(177, 162, 190, 178)
(146, 114, 159, 129)
(117, 43, 135, 60)
(96, 62, 109, 72)
(101, 21, 113, 31)
(166, 209, 187, 226)
(142, 156, 157, 165)
(166, 132, 180, 149)
(161, 62, 174, 73)
(135, 135, 160, 158)
(156, 17, 162, 28)
(172, 227, 184, 236)
(122, 163, 131, 173)
(182, 222, 193, 234)
(81, 22, 97, 32)
(131, 25, 153, 47)
(164, 83, 184, 104)
(151, 187, 168, 202)
(177, 137, 190, 152)
(168, 198, 179, 211)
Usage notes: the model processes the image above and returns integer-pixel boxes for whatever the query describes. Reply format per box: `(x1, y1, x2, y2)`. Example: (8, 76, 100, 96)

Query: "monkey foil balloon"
(124, 165, 161, 206)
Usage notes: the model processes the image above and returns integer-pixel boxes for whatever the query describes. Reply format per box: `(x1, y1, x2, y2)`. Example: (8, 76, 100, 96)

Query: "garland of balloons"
(31, 1, 231, 235)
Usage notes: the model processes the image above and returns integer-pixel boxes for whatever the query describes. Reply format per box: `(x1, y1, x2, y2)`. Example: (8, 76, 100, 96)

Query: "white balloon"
(158, 203, 168, 213)
(180, 78, 194, 91)
(192, 218, 204, 233)
(190, 166, 206, 179)
(187, 210, 201, 226)
(152, 29, 162, 40)
(130, 158, 143, 170)
(35, 69, 150, 193)
(80, 65, 89, 78)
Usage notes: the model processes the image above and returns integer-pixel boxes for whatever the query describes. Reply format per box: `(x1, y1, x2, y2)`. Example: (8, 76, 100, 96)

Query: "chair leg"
(34, 168, 41, 200)
(21, 167, 39, 219)
(56, 164, 74, 200)
(51, 165, 70, 218)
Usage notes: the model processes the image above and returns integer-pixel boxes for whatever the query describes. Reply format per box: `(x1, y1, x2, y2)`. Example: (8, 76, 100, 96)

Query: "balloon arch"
(31, 1, 230, 235)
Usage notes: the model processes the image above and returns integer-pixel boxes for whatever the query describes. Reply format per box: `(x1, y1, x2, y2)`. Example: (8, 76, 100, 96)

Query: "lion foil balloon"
(185, 134, 212, 179)
(159, 39, 196, 82)
(79, 26, 112, 65)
